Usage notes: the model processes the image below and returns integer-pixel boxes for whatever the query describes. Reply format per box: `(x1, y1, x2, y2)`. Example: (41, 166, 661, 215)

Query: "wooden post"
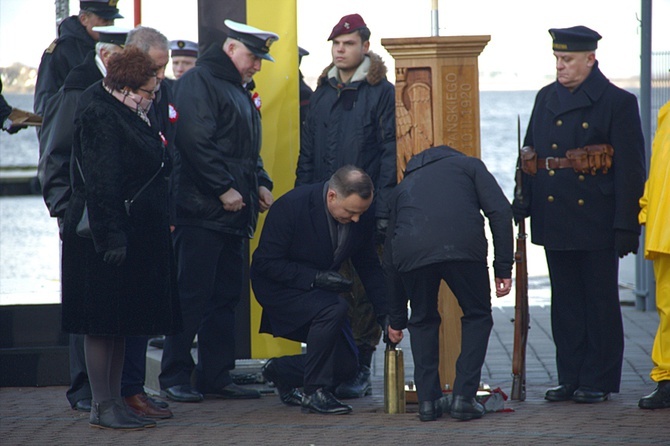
(381, 35, 489, 392)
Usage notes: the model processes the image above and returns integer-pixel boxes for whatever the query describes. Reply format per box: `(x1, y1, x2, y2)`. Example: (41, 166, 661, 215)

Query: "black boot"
(450, 395, 485, 421)
(544, 383, 577, 402)
(418, 399, 443, 422)
(89, 400, 147, 430)
(639, 380, 670, 410)
(334, 365, 372, 399)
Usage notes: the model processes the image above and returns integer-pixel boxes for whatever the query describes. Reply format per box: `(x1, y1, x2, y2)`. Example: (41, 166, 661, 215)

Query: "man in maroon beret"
(293, 13, 396, 401)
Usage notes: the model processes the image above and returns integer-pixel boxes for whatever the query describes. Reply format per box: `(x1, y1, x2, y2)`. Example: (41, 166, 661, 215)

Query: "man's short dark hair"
(329, 165, 373, 200)
(357, 27, 371, 43)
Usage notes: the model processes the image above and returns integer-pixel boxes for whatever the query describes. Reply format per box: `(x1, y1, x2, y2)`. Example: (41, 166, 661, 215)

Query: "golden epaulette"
(45, 39, 59, 54)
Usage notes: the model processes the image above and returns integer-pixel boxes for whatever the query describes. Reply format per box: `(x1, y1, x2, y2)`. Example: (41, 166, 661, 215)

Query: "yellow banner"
(248, 0, 302, 358)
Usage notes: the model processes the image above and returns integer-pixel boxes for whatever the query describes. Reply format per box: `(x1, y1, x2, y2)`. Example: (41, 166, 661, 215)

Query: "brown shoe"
(124, 393, 174, 419)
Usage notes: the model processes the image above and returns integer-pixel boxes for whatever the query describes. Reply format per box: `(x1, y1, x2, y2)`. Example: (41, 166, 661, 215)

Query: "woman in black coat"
(61, 47, 181, 430)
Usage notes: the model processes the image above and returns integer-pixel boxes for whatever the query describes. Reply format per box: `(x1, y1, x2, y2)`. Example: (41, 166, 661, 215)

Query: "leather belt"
(537, 157, 572, 170)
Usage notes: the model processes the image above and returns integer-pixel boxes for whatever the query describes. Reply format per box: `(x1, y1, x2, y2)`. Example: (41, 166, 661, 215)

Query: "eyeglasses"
(138, 88, 156, 99)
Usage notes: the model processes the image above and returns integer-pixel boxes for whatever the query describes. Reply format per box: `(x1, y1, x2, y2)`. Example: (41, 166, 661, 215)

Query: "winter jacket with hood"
(296, 52, 396, 218)
(172, 44, 273, 238)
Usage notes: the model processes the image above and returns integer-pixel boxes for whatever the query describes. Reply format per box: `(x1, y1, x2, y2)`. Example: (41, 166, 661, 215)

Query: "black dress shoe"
(639, 381, 670, 409)
(148, 336, 165, 349)
(149, 336, 197, 349)
(572, 386, 610, 403)
(262, 358, 304, 406)
(148, 395, 169, 409)
(545, 384, 577, 402)
(301, 388, 352, 415)
(450, 395, 485, 421)
(162, 384, 204, 402)
(201, 383, 261, 399)
(334, 365, 372, 399)
(418, 399, 443, 422)
(73, 398, 92, 412)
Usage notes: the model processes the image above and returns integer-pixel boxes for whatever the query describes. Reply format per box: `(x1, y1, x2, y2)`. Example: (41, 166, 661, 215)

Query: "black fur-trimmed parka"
(296, 52, 396, 218)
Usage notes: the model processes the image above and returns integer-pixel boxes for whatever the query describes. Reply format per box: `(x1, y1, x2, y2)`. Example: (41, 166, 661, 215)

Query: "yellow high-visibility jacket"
(639, 100, 670, 260)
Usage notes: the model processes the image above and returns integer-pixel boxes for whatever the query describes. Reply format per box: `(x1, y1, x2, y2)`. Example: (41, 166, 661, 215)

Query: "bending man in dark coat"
(512, 26, 646, 404)
(251, 166, 388, 415)
(385, 146, 513, 422)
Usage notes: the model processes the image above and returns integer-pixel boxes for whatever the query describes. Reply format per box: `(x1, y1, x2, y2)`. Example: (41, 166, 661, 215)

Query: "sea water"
(0, 90, 639, 306)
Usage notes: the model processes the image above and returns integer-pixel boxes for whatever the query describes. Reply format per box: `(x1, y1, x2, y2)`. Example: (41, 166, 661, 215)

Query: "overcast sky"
(1, 0, 668, 90)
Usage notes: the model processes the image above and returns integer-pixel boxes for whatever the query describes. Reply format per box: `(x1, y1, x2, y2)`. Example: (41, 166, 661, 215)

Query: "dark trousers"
(121, 336, 149, 397)
(160, 226, 243, 391)
(66, 334, 91, 407)
(400, 261, 493, 402)
(545, 248, 623, 393)
(270, 299, 358, 394)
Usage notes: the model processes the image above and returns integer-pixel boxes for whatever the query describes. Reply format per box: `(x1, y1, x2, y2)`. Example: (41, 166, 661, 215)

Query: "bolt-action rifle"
(511, 115, 529, 401)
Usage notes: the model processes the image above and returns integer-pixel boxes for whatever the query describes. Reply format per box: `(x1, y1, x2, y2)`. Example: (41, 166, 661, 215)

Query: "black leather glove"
(103, 247, 127, 266)
(511, 201, 528, 225)
(615, 230, 639, 258)
(378, 314, 391, 345)
(5, 124, 27, 134)
(312, 271, 353, 293)
(375, 218, 389, 244)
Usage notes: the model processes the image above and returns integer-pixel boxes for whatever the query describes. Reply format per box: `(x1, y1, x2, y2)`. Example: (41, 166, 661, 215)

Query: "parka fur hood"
(317, 52, 388, 87)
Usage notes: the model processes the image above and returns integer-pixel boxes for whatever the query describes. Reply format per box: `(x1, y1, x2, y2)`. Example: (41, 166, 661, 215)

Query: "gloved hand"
(313, 271, 353, 293)
(511, 201, 528, 225)
(615, 230, 639, 258)
(5, 124, 27, 134)
(103, 247, 127, 266)
(375, 218, 389, 244)
(378, 314, 392, 345)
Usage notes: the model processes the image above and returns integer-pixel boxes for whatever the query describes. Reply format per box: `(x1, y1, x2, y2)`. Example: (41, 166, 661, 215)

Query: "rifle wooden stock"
(511, 219, 529, 401)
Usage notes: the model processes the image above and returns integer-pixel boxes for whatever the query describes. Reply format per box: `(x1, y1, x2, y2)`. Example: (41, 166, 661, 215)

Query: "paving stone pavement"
(1, 289, 666, 445)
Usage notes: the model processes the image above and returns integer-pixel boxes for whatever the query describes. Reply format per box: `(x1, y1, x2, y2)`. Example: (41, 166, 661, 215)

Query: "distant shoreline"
(2, 80, 643, 95)
(2, 59, 641, 95)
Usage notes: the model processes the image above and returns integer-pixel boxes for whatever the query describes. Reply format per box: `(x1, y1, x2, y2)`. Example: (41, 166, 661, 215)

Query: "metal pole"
(636, 0, 655, 311)
(54, 0, 69, 29)
(135, 0, 142, 26)
(431, 0, 439, 37)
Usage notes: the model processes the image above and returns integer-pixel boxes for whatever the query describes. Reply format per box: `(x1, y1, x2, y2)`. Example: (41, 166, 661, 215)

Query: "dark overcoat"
(34, 16, 95, 116)
(250, 182, 387, 341)
(295, 53, 396, 218)
(172, 45, 272, 238)
(0, 79, 11, 123)
(38, 50, 102, 220)
(515, 62, 646, 250)
(61, 83, 182, 336)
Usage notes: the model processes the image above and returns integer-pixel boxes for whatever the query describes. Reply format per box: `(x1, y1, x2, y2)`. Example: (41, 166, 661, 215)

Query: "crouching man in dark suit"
(251, 166, 388, 415)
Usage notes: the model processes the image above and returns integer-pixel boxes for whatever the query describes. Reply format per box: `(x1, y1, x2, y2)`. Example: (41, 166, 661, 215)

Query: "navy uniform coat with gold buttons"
(516, 61, 645, 250)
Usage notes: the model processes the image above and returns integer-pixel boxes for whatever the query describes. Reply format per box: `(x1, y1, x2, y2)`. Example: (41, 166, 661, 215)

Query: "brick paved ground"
(1, 290, 665, 446)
